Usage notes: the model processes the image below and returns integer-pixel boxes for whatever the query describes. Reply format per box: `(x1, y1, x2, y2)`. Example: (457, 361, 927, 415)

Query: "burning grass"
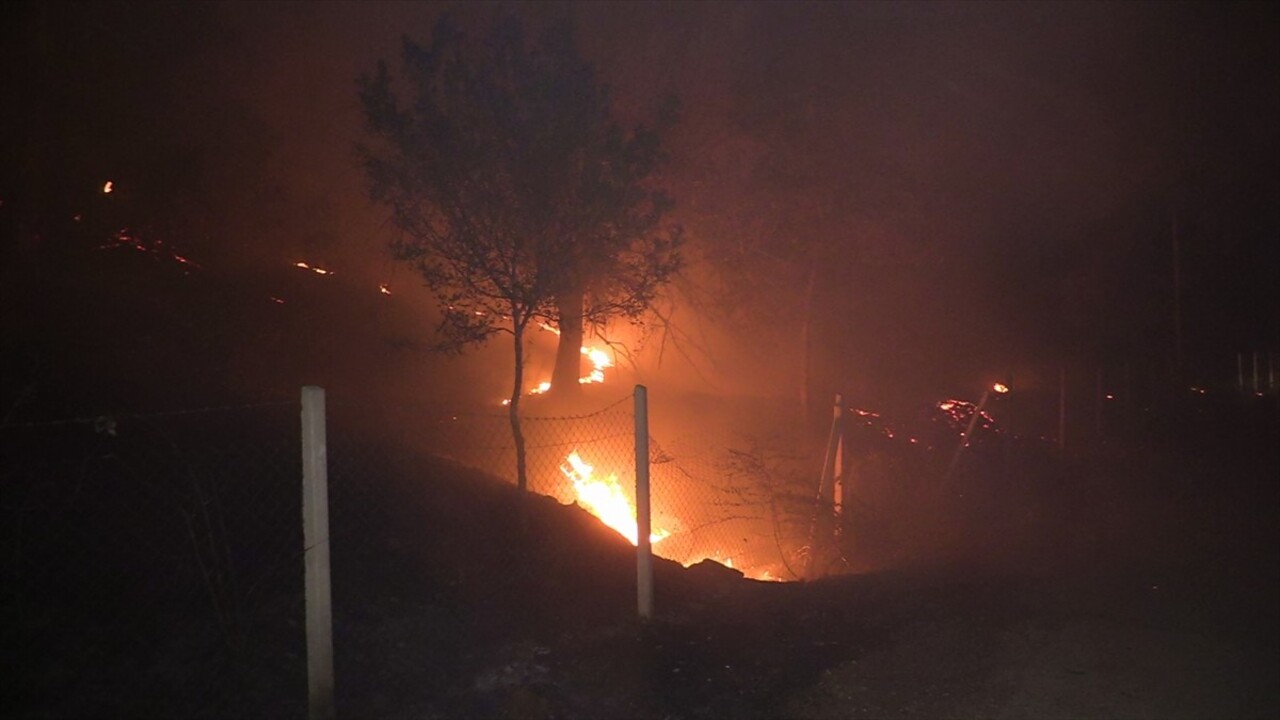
(560, 450, 670, 545)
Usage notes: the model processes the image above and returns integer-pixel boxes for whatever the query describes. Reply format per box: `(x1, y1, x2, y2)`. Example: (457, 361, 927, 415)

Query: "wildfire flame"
(538, 323, 613, 383)
(98, 227, 201, 272)
(501, 327, 617, 404)
(294, 261, 333, 275)
(580, 347, 613, 384)
(560, 451, 668, 546)
(379, 283, 392, 295)
(102, 181, 114, 194)
(559, 450, 782, 581)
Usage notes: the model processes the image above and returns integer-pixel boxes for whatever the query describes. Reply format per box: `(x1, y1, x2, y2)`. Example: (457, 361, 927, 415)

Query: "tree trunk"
(509, 321, 529, 493)
(550, 288, 584, 398)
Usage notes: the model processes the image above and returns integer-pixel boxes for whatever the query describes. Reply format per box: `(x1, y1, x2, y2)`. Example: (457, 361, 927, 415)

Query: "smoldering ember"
(2, 2, 1277, 718)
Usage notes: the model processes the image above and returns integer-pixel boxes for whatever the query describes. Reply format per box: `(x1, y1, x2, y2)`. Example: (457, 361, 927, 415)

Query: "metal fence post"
(302, 386, 334, 720)
(805, 393, 844, 579)
(820, 393, 844, 512)
(634, 385, 653, 621)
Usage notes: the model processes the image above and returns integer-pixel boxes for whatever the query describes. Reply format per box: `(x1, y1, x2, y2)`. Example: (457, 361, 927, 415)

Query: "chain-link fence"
(1, 402, 305, 719)
(2, 386, 834, 718)
(377, 391, 814, 582)
(646, 431, 813, 581)
(314, 390, 655, 715)
(409, 396, 637, 503)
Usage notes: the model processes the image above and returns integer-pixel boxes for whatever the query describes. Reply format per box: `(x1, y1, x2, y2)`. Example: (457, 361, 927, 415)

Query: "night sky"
(3, 0, 1277, 412)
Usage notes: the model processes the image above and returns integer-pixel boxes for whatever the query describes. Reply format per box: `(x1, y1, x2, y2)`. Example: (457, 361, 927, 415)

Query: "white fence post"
(634, 385, 653, 621)
(805, 393, 844, 579)
(302, 386, 334, 720)
(819, 393, 844, 511)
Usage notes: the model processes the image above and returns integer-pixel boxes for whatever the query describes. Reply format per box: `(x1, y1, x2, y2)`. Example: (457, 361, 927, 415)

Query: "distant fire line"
(293, 261, 333, 275)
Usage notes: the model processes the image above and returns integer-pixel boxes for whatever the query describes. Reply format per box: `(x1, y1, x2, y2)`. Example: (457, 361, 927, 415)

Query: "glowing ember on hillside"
(102, 181, 114, 194)
(560, 451, 668, 546)
(294, 261, 333, 275)
(98, 227, 201, 271)
(938, 399, 997, 429)
(379, 283, 392, 295)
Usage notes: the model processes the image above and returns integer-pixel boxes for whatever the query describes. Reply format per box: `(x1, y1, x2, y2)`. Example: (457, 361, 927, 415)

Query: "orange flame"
(559, 451, 782, 581)
(500, 327, 617, 404)
(379, 283, 391, 295)
(579, 347, 613, 384)
(560, 451, 668, 546)
(294, 261, 333, 275)
(102, 181, 114, 194)
(536, 322, 614, 382)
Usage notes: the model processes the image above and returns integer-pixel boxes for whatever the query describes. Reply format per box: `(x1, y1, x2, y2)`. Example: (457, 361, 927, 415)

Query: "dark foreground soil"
(330, 403, 1278, 720)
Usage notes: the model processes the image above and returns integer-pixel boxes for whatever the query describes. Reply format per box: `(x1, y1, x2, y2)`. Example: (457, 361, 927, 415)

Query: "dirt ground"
(328, 401, 1278, 720)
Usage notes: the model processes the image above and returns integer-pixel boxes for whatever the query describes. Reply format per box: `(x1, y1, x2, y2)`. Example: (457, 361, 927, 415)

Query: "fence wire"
(0, 388, 832, 719)
(406, 397, 636, 501)
(323, 392, 639, 567)
(410, 394, 812, 581)
(647, 431, 812, 581)
(0, 403, 305, 719)
(324, 391, 813, 585)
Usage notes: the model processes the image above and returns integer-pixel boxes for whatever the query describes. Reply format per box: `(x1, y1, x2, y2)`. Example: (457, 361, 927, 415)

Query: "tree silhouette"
(359, 14, 682, 490)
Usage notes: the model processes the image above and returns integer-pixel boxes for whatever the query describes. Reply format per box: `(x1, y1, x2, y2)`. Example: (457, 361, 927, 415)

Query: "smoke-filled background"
(3, 0, 1277, 417)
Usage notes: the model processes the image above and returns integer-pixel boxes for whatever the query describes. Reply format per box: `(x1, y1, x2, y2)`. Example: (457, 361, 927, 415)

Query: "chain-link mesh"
(321, 388, 817, 586)
(317, 391, 646, 715)
(407, 397, 637, 502)
(0, 403, 305, 719)
(325, 392, 813, 583)
(323, 392, 639, 555)
(0, 388, 839, 717)
(647, 430, 813, 581)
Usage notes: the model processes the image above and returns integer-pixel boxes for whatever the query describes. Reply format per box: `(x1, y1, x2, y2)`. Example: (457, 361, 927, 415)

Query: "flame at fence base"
(561, 450, 784, 582)
(561, 451, 669, 546)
